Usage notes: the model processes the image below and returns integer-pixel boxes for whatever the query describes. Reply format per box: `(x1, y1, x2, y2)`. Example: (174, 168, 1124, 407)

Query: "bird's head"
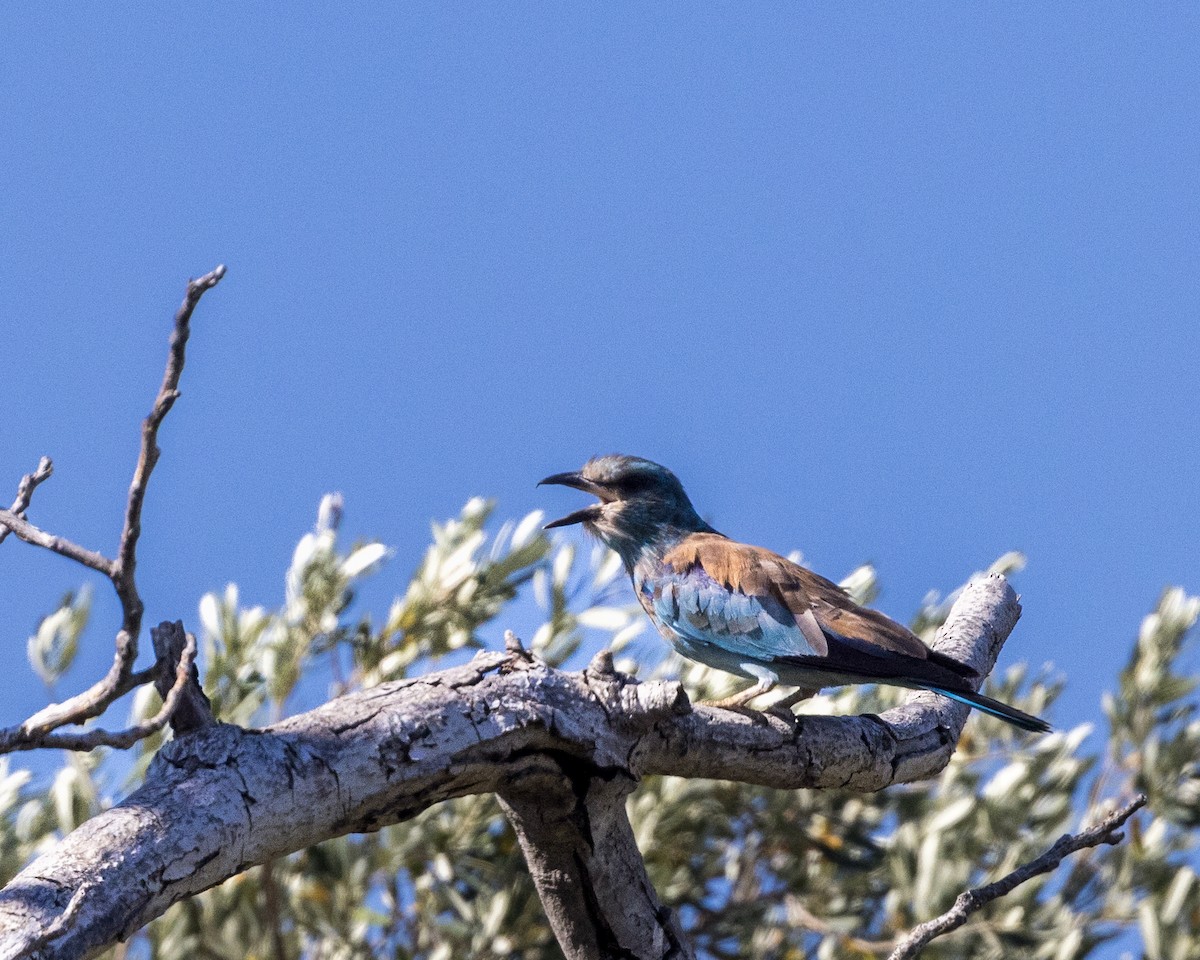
(539, 455, 711, 562)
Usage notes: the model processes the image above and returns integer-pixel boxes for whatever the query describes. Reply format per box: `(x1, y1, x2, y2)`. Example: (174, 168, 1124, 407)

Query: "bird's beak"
(543, 504, 604, 529)
(538, 472, 598, 493)
(539, 472, 608, 529)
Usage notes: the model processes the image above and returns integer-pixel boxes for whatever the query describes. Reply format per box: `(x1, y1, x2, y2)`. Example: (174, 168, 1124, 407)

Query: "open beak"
(538, 472, 608, 529)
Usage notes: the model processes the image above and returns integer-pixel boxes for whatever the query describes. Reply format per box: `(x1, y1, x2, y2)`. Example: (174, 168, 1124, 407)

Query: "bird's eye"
(614, 473, 656, 495)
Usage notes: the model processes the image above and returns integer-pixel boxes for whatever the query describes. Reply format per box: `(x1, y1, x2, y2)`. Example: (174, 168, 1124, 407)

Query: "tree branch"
(887, 794, 1146, 960)
(149, 621, 214, 737)
(11, 624, 210, 752)
(0, 576, 1022, 960)
(0, 458, 54, 546)
(498, 645, 694, 960)
(0, 510, 114, 577)
(111, 265, 227, 648)
(0, 266, 225, 753)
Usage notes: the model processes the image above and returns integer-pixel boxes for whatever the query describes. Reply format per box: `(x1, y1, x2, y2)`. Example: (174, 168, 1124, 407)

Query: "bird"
(539, 455, 1050, 733)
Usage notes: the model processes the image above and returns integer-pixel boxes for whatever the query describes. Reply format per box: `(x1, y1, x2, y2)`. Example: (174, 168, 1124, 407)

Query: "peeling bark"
(0, 574, 1021, 960)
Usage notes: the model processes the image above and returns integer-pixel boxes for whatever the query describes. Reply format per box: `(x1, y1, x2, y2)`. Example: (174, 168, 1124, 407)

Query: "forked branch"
(0, 273, 1097, 960)
(0, 266, 226, 753)
(498, 642, 694, 960)
(0, 458, 54, 547)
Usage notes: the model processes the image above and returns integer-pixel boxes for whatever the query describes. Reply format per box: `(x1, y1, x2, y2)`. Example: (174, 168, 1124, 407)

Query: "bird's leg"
(771, 687, 820, 711)
(767, 686, 820, 717)
(700, 669, 777, 710)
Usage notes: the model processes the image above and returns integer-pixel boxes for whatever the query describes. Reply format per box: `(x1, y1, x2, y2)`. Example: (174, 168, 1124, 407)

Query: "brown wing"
(662, 532, 934, 663)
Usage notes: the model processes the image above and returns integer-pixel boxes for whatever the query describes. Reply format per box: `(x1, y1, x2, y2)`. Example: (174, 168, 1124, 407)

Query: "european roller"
(540, 454, 1049, 733)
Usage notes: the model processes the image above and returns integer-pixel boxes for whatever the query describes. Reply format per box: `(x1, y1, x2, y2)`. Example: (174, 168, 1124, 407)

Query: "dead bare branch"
(887, 794, 1147, 960)
(0, 458, 53, 546)
(0, 271, 1064, 960)
(0, 510, 113, 577)
(0, 266, 226, 753)
(111, 264, 227, 648)
(7, 628, 201, 752)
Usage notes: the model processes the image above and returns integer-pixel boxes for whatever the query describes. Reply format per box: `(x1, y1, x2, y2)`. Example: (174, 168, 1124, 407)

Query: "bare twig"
(0, 265, 226, 752)
(887, 794, 1147, 960)
(5, 629, 201, 752)
(111, 265, 227, 649)
(0, 456, 53, 545)
(0, 509, 113, 576)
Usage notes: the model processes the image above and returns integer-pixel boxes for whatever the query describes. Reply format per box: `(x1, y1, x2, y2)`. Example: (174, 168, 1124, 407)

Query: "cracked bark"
(0, 574, 1021, 960)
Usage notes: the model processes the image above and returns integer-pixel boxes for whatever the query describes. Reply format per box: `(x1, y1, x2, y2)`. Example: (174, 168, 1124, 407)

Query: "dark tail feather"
(773, 642, 1051, 733)
(923, 685, 1052, 733)
(926, 649, 980, 682)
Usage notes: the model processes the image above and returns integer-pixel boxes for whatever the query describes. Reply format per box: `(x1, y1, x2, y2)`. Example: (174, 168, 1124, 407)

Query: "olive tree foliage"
(2, 498, 1197, 960)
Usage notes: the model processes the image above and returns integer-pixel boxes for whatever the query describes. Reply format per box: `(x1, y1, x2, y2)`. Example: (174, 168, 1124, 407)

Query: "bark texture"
(499, 759, 693, 960)
(0, 574, 1021, 960)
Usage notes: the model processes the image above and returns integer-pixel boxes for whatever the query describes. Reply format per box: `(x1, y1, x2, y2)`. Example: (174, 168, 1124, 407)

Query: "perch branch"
(0, 576, 1023, 960)
(887, 794, 1146, 960)
(0, 266, 225, 753)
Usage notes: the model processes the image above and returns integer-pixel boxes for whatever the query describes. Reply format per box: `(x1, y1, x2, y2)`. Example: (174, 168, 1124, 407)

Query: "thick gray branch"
(0, 575, 1020, 960)
(497, 642, 693, 959)
(499, 756, 693, 960)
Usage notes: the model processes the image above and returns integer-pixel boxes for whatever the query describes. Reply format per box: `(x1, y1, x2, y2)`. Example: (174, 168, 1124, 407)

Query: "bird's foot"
(699, 678, 777, 710)
(766, 687, 819, 719)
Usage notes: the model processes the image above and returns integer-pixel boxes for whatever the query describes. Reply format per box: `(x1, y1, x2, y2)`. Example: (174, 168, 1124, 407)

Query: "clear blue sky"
(1, 7, 1197, 745)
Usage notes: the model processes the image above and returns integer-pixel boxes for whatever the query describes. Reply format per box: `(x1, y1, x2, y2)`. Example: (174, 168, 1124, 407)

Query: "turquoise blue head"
(539, 455, 711, 562)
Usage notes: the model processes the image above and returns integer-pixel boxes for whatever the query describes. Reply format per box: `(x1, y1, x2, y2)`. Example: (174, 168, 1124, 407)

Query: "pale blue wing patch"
(643, 566, 821, 662)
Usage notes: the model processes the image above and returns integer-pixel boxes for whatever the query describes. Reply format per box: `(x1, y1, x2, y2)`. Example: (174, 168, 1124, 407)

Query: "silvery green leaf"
(340, 542, 389, 579)
(26, 585, 91, 684)
(576, 606, 633, 631)
(552, 542, 574, 586)
(591, 546, 623, 590)
(510, 510, 544, 550)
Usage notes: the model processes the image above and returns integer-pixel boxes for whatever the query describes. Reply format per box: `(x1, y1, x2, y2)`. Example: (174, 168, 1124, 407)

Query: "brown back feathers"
(661, 532, 933, 662)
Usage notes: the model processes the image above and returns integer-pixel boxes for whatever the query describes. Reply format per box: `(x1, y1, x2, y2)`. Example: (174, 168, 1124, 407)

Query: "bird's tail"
(920, 684, 1052, 733)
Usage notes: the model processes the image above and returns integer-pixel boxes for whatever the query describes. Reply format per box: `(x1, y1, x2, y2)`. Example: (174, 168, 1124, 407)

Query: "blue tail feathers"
(925, 685, 1051, 734)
